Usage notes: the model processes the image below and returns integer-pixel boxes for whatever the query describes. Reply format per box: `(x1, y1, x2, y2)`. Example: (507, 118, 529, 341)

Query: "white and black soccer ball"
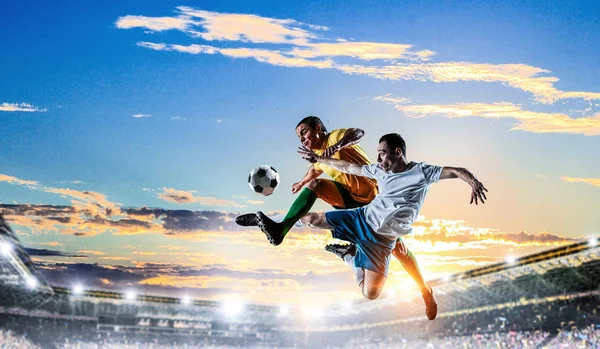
(248, 165, 280, 196)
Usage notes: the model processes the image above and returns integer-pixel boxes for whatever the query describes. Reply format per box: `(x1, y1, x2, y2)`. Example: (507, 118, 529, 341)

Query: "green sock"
(399, 250, 428, 292)
(281, 188, 317, 236)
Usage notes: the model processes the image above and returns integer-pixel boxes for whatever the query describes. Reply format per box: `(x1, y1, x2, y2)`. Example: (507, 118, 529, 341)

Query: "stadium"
(1, 215, 598, 348)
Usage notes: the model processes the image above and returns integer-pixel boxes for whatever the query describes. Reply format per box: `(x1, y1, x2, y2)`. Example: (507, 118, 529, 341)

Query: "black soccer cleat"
(422, 285, 438, 320)
(235, 213, 258, 227)
(325, 243, 357, 260)
(256, 211, 284, 246)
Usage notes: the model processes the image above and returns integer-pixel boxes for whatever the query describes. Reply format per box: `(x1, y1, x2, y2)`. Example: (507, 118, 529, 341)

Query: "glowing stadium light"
(73, 283, 84, 295)
(125, 290, 137, 300)
(589, 236, 598, 247)
(181, 295, 192, 305)
(279, 305, 290, 316)
(302, 305, 323, 318)
(25, 276, 38, 289)
(222, 298, 245, 316)
(0, 242, 13, 256)
(506, 255, 517, 265)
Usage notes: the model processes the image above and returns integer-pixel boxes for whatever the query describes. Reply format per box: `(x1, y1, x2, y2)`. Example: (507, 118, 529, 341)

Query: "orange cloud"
(0, 174, 39, 186)
(100, 257, 130, 261)
(158, 188, 242, 207)
(117, 8, 600, 104)
(373, 97, 600, 136)
(78, 250, 106, 256)
(0, 102, 46, 112)
(132, 251, 159, 256)
(32, 241, 61, 247)
(561, 176, 600, 187)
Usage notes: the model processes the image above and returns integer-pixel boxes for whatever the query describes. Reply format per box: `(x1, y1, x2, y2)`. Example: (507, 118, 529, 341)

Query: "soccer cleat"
(422, 285, 438, 320)
(256, 211, 284, 246)
(235, 213, 258, 227)
(325, 243, 357, 260)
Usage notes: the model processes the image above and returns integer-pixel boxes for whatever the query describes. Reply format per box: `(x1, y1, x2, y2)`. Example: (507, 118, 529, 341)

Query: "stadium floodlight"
(0, 241, 12, 256)
(506, 255, 517, 265)
(181, 295, 192, 305)
(222, 298, 245, 316)
(302, 305, 323, 318)
(125, 290, 137, 300)
(73, 283, 84, 295)
(279, 305, 290, 316)
(589, 236, 598, 247)
(26, 276, 38, 289)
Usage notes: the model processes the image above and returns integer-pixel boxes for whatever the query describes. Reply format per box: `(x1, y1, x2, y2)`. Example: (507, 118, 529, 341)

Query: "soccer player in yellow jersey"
(236, 116, 439, 320)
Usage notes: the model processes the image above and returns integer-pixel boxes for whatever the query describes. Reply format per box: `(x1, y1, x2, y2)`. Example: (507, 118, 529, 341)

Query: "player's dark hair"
(379, 133, 407, 156)
(297, 116, 327, 133)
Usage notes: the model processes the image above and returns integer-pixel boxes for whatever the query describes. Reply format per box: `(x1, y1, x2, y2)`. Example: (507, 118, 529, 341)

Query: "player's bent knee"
(363, 287, 381, 300)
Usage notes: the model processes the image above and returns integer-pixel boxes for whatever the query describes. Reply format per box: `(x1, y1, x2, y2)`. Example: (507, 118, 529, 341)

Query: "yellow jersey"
(313, 128, 378, 203)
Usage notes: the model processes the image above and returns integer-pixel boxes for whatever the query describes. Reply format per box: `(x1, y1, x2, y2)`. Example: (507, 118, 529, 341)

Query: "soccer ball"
(248, 165, 280, 196)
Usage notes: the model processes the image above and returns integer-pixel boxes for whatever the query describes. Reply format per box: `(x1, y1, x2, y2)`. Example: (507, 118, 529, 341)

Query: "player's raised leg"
(392, 238, 438, 320)
(325, 243, 387, 300)
(306, 209, 393, 300)
(251, 179, 346, 245)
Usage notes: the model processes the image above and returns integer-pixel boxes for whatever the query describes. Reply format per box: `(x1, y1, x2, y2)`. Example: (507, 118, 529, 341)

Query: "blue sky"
(0, 0, 598, 306)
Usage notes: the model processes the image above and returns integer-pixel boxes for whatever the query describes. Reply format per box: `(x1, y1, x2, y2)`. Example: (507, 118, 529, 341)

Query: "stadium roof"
(0, 215, 52, 294)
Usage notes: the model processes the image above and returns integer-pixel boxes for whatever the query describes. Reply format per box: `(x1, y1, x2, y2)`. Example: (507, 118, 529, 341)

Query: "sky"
(0, 0, 599, 308)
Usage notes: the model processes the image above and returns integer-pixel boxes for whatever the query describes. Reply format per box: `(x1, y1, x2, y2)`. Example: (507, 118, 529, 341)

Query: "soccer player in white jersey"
(256, 133, 488, 316)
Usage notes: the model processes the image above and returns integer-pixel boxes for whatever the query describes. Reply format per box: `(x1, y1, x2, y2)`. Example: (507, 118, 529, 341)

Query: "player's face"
(376, 141, 401, 171)
(296, 123, 321, 149)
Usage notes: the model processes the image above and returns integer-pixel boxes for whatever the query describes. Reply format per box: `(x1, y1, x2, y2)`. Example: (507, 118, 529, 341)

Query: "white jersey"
(361, 162, 443, 239)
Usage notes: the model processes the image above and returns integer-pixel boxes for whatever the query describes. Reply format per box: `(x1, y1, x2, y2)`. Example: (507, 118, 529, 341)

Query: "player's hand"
(322, 144, 341, 158)
(297, 146, 320, 164)
(470, 178, 488, 205)
(291, 182, 303, 194)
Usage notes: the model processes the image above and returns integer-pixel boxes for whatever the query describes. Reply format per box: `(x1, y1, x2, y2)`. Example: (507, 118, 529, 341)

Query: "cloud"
(0, 174, 39, 186)
(115, 15, 196, 32)
(0, 102, 46, 112)
(116, 7, 600, 104)
(36, 241, 61, 247)
(373, 96, 600, 136)
(247, 200, 264, 205)
(157, 188, 242, 207)
(2, 201, 582, 305)
(24, 248, 85, 258)
(78, 250, 106, 256)
(560, 176, 600, 187)
(0, 173, 121, 222)
(132, 113, 151, 118)
(30, 259, 352, 304)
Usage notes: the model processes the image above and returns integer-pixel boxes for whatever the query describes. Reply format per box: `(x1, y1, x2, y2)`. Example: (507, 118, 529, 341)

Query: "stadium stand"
(0, 214, 598, 348)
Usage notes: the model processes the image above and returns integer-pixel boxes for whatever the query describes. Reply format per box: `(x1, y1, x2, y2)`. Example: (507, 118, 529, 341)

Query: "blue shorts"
(325, 207, 396, 277)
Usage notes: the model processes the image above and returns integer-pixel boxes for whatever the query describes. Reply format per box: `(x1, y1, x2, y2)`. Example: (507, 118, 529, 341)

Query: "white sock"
(343, 254, 365, 286)
(270, 213, 305, 228)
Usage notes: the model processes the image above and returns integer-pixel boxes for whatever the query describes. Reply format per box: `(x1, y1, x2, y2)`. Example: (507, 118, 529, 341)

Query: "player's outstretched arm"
(298, 146, 364, 176)
(292, 165, 324, 194)
(323, 128, 365, 158)
(440, 167, 488, 205)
